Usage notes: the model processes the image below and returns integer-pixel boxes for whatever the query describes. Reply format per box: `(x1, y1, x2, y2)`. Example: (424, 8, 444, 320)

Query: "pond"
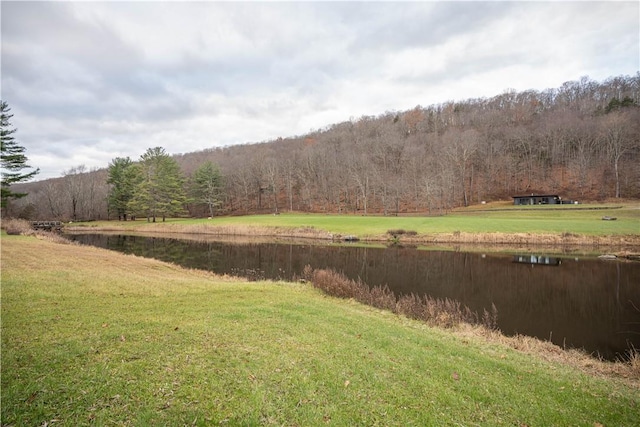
(68, 233, 640, 361)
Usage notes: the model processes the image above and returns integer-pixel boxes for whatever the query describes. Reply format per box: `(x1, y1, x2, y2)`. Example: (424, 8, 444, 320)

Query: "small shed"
(512, 194, 560, 205)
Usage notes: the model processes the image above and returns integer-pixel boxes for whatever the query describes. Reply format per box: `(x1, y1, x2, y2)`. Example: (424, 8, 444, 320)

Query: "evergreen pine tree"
(107, 157, 137, 220)
(192, 161, 224, 217)
(1, 101, 39, 208)
(128, 147, 186, 222)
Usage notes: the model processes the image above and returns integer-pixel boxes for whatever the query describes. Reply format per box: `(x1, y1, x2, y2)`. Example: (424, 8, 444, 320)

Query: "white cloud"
(1, 1, 638, 180)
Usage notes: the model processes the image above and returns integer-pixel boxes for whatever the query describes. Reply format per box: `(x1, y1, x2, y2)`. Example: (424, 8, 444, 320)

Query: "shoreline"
(65, 223, 640, 256)
(13, 232, 640, 387)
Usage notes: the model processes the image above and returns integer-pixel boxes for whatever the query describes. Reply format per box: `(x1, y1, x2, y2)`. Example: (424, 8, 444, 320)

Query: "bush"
(387, 229, 406, 236)
(1, 218, 74, 245)
(1, 218, 33, 236)
(302, 265, 498, 330)
(387, 229, 418, 238)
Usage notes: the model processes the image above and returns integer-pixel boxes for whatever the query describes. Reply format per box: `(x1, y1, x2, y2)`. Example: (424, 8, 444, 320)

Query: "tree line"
(5, 74, 640, 221)
(107, 147, 222, 222)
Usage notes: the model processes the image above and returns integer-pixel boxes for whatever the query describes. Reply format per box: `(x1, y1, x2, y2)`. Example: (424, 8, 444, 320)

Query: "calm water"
(68, 233, 640, 360)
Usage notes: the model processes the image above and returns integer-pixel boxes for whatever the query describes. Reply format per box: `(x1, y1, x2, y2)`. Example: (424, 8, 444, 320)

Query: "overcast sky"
(2, 1, 638, 180)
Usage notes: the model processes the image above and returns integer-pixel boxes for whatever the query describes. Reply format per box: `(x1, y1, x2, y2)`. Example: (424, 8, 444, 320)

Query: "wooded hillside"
(8, 74, 640, 220)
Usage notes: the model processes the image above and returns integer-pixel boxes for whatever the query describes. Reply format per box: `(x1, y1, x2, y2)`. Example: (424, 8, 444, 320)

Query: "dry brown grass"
(67, 222, 640, 249)
(33, 230, 76, 245)
(628, 348, 640, 378)
(179, 224, 332, 240)
(459, 325, 640, 388)
(1, 218, 75, 244)
(301, 266, 498, 330)
(404, 231, 640, 247)
(1, 218, 34, 235)
(71, 223, 336, 240)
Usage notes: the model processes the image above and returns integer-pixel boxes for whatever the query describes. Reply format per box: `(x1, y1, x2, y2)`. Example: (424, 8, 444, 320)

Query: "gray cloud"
(345, 2, 513, 53)
(1, 1, 638, 180)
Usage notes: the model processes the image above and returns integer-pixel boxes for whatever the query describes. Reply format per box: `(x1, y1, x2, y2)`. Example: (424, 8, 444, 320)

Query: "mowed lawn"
(205, 206, 640, 236)
(1, 235, 638, 426)
(85, 202, 640, 237)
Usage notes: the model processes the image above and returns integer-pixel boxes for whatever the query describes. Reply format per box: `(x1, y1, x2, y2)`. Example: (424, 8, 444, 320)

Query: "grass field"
(69, 202, 640, 247)
(198, 205, 640, 236)
(2, 234, 639, 426)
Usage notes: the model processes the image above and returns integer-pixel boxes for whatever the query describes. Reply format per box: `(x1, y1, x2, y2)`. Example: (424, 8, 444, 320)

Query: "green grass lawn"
(2, 235, 638, 426)
(73, 202, 640, 238)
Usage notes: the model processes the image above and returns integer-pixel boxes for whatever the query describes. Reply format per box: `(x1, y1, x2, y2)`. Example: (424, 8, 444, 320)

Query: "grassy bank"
(2, 234, 639, 426)
(67, 202, 640, 246)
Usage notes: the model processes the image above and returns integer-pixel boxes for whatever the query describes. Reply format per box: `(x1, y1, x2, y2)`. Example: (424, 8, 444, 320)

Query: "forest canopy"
(7, 74, 640, 220)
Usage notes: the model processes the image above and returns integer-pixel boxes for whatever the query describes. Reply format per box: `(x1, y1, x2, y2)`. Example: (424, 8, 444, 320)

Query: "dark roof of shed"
(511, 194, 560, 198)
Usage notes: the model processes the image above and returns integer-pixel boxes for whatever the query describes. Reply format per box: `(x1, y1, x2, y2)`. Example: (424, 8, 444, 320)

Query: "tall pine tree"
(1, 101, 39, 209)
(128, 147, 186, 222)
(107, 157, 137, 220)
(192, 160, 224, 217)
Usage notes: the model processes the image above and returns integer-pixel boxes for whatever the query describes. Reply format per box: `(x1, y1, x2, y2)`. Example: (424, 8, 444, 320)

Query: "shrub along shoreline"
(1, 234, 639, 425)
